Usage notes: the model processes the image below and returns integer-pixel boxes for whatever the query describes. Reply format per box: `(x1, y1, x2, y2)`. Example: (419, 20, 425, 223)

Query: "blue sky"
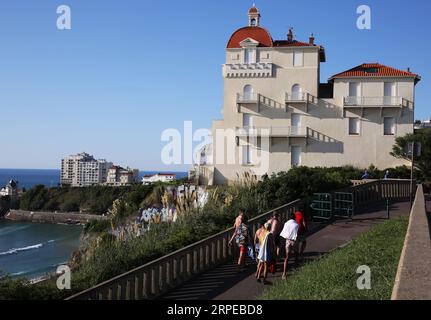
(0, 0, 429, 170)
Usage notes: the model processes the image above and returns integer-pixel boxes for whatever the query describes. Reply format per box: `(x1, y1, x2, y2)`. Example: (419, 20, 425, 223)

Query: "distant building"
(142, 173, 176, 185)
(414, 119, 431, 130)
(61, 152, 113, 187)
(106, 166, 139, 186)
(0, 180, 18, 198)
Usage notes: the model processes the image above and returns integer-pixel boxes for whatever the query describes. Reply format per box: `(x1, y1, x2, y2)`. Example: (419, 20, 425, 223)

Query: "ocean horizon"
(0, 168, 188, 190)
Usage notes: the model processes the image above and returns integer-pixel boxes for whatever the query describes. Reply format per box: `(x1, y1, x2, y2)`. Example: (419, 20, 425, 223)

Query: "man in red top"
(295, 207, 307, 261)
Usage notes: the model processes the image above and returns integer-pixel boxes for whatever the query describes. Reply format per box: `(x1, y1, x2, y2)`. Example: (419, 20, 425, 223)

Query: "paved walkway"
(161, 201, 411, 300)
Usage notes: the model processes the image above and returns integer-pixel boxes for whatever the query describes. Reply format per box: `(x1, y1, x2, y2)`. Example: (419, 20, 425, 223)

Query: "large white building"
(61, 153, 113, 187)
(197, 6, 421, 185)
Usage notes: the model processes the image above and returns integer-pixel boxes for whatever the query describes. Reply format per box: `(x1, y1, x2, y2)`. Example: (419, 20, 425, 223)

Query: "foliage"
(391, 128, 431, 181)
(19, 184, 153, 215)
(1, 165, 413, 299)
(260, 217, 409, 300)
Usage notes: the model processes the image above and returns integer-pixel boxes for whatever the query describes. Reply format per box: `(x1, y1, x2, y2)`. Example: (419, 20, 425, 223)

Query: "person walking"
(254, 220, 266, 260)
(234, 208, 245, 229)
(229, 214, 252, 272)
(267, 212, 281, 273)
(256, 222, 274, 285)
(295, 207, 307, 262)
(280, 213, 299, 280)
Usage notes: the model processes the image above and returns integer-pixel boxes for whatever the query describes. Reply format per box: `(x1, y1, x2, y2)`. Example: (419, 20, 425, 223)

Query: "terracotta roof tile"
(330, 63, 420, 83)
(273, 40, 314, 47)
(227, 26, 273, 48)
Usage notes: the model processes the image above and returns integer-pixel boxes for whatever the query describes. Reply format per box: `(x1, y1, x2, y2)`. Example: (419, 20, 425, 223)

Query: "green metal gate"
(311, 192, 354, 220)
(333, 192, 354, 219)
(310, 193, 332, 220)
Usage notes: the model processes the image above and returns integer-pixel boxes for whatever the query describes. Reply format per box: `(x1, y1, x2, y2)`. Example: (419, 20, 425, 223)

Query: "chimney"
(309, 33, 315, 45)
(287, 28, 293, 42)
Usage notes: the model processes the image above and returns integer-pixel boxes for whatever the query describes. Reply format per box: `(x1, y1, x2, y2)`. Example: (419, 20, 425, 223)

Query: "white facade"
(106, 166, 139, 186)
(61, 152, 113, 187)
(0, 180, 18, 198)
(142, 173, 176, 185)
(202, 6, 421, 185)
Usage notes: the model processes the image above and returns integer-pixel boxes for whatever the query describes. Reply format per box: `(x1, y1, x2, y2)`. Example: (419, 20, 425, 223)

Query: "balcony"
(343, 96, 410, 116)
(235, 126, 308, 138)
(344, 96, 403, 107)
(236, 93, 259, 104)
(223, 63, 273, 78)
(285, 92, 308, 103)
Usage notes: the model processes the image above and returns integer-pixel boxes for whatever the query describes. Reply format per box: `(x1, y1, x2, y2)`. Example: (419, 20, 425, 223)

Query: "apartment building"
(60, 152, 113, 187)
(200, 6, 421, 185)
(106, 166, 139, 186)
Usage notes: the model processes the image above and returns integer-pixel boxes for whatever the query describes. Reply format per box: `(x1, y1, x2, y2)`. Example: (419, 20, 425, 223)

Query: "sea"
(0, 168, 188, 280)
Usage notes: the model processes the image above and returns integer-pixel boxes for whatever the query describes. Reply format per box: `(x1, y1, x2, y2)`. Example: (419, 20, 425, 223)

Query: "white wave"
(0, 243, 43, 257)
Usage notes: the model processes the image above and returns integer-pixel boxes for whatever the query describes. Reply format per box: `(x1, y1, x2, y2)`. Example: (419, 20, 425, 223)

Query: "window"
(384, 82, 396, 105)
(349, 118, 360, 135)
(291, 146, 301, 167)
(293, 51, 303, 67)
(384, 117, 396, 135)
(243, 137, 252, 165)
(291, 84, 302, 100)
(244, 49, 255, 64)
(349, 82, 361, 97)
(243, 85, 253, 100)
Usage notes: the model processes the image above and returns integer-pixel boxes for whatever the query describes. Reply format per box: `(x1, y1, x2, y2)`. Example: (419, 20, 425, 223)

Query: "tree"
(391, 128, 431, 182)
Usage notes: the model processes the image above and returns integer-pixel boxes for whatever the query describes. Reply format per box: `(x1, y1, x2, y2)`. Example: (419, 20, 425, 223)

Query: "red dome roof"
(227, 26, 273, 48)
(249, 6, 259, 14)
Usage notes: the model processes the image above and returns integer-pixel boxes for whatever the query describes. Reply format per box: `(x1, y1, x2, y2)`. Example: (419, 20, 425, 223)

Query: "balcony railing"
(236, 93, 259, 104)
(223, 63, 273, 78)
(285, 92, 308, 103)
(236, 126, 308, 137)
(344, 96, 403, 107)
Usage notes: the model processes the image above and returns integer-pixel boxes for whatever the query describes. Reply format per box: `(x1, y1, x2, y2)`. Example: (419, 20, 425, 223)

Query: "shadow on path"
(160, 201, 411, 300)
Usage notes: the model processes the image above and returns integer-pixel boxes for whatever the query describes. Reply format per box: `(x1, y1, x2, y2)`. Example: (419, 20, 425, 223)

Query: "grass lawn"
(260, 216, 409, 300)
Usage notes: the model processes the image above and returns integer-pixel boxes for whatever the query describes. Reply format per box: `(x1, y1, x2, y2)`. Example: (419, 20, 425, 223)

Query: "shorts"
(239, 245, 247, 254)
(285, 240, 298, 256)
(297, 234, 307, 242)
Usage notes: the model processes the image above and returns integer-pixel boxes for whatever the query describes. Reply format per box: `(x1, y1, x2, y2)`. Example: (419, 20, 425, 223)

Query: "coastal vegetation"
(18, 184, 155, 214)
(0, 165, 412, 299)
(260, 217, 409, 300)
(391, 128, 431, 184)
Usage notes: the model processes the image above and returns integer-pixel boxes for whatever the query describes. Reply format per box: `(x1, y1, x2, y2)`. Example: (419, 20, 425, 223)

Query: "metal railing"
(67, 179, 411, 300)
(344, 96, 403, 106)
(66, 200, 302, 300)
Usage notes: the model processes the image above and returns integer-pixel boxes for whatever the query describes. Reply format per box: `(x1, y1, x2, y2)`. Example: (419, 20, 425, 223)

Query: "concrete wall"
(5, 210, 107, 225)
(392, 185, 431, 300)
